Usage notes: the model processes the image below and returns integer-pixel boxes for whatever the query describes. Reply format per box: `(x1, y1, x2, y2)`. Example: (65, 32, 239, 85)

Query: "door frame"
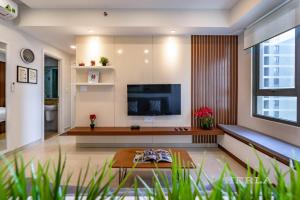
(0, 42, 7, 155)
(42, 51, 64, 140)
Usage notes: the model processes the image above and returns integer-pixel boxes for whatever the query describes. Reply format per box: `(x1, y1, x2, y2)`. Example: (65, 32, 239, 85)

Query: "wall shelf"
(74, 82, 114, 86)
(73, 65, 115, 89)
(73, 66, 114, 70)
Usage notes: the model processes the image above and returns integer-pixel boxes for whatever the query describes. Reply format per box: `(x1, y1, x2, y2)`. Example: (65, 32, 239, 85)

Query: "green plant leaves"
(0, 148, 300, 199)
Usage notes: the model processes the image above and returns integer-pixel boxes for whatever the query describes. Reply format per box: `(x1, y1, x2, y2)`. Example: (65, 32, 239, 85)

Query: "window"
(253, 28, 299, 125)
(264, 46, 270, 54)
(264, 68, 269, 76)
(274, 100, 279, 109)
(274, 56, 280, 65)
(264, 79, 269, 87)
(264, 100, 269, 109)
(274, 45, 280, 54)
(264, 57, 269, 65)
(274, 111, 280, 118)
(273, 67, 279, 76)
(273, 78, 279, 87)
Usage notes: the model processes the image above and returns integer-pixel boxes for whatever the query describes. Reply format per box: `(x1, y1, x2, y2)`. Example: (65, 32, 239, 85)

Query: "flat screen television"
(127, 84, 181, 116)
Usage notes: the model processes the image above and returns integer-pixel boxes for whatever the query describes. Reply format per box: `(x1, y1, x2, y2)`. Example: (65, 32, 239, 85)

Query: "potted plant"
(90, 114, 96, 129)
(194, 107, 214, 129)
(100, 57, 109, 66)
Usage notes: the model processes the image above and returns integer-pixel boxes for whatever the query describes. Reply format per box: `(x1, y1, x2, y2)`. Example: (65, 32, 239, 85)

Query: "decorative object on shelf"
(79, 62, 85, 67)
(20, 48, 35, 64)
(194, 107, 214, 130)
(130, 125, 140, 130)
(17, 66, 28, 83)
(87, 70, 100, 83)
(90, 114, 96, 129)
(90, 60, 96, 66)
(100, 57, 109, 66)
(28, 68, 37, 84)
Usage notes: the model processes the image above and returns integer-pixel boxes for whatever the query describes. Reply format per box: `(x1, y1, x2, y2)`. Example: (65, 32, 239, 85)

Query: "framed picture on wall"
(88, 70, 100, 84)
(28, 68, 38, 84)
(17, 66, 28, 83)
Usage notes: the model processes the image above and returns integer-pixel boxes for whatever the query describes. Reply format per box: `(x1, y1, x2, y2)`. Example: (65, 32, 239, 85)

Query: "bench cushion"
(218, 124, 300, 165)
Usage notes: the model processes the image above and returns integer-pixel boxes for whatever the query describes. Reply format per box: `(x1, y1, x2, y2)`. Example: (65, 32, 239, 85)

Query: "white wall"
(74, 36, 191, 127)
(237, 34, 300, 146)
(0, 20, 72, 153)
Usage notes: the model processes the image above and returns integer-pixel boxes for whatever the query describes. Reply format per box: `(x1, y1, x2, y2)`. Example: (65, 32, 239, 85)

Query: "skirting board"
(76, 143, 217, 148)
(2, 139, 42, 156)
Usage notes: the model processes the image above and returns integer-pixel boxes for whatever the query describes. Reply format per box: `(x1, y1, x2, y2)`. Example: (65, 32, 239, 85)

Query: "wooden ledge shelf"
(63, 127, 224, 136)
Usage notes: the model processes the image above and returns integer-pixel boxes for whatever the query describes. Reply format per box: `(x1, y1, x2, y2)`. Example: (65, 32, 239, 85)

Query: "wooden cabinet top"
(63, 127, 224, 136)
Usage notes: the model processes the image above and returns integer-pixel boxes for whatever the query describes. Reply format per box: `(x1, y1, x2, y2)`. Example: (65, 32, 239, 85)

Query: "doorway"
(0, 42, 6, 151)
(44, 55, 59, 139)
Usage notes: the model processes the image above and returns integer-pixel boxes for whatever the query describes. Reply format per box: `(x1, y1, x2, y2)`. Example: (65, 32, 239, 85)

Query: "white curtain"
(244, 0, 300, 49)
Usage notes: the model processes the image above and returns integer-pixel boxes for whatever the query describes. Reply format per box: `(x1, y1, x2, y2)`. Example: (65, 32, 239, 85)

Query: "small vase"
(90, 124, 95, 129)
(200, 123, 213, 130)
(199, 118, 213, 130)
(102, 63, 107, 66)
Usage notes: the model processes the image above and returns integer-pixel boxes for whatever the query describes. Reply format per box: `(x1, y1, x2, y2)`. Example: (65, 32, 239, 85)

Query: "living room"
(1, 0, 300, 199)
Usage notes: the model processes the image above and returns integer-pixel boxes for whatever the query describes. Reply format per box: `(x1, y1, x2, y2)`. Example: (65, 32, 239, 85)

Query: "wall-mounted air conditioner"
(0, 0, 18, 20)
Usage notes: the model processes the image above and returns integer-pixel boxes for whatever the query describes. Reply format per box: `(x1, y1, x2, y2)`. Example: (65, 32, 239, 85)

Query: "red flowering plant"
(194, 107, 214, 129)
(90, 114, 96, 129)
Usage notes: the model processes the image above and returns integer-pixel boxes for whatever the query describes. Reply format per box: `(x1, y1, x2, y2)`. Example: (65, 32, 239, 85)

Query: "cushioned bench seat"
(218, 124, 300, 165)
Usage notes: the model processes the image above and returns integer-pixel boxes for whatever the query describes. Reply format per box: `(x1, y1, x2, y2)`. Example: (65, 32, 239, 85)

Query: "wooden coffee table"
(112, 148, 196, 183)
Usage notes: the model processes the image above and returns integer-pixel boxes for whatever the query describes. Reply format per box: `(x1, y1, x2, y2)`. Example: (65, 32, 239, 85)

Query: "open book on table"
(133, 149, 172, 163)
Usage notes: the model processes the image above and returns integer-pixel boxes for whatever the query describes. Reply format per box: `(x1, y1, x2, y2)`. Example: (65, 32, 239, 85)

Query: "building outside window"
(253, 28, 299, 124)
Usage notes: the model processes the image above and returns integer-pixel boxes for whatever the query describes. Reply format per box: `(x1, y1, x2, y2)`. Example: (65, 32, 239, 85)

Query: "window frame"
(252, 27, 300, 126)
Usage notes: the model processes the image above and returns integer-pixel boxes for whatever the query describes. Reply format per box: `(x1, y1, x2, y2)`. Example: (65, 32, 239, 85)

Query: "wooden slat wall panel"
(191, 35, 238, 143)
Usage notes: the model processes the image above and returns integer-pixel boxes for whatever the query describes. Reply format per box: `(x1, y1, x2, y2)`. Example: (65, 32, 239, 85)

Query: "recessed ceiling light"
(88, 29, 94, 33)
(144, 49, 149, 54)
(117, 49, 123, 54)
(70, 45, 76, 49)
(170, 30, 176, 34)
(144, 59, 149, 64)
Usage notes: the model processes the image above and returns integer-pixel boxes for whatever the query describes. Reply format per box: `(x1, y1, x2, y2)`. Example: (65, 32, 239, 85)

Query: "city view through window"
(256, 29, 297, 122)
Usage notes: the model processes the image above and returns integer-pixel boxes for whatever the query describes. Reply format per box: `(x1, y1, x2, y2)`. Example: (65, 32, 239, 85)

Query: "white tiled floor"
(8, 135, 246, 187)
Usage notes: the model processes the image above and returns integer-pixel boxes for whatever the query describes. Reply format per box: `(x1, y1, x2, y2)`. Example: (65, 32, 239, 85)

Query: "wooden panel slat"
(191, 36, 238, 143)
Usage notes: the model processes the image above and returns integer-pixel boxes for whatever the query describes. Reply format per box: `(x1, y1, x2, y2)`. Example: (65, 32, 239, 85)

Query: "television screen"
(127, 84, 181, 116)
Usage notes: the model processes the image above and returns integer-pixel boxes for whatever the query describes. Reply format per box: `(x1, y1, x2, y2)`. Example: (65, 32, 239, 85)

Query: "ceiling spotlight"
(170, 30, 176, 34)
(70, 45, 76, 49)
(144, 49, 149, 54)
(144, 59, 149, 64)
(117, 49, 123, 54)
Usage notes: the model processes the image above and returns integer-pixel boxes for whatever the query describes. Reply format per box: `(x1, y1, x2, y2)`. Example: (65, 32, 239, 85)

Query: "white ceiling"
(16, 0, 287, 55)
(20, 0, 240, 9)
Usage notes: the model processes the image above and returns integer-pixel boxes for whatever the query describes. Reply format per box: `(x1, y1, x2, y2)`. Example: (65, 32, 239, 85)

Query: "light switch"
(10, 82, 15, 93)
